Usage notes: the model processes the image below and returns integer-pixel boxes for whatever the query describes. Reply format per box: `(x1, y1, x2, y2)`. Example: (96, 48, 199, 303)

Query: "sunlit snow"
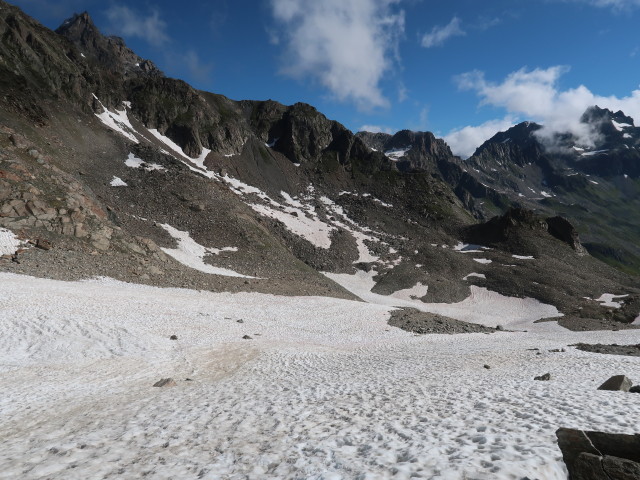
(0, 228, 25, 256)
(158, 223, 252, 278)
(110, 176, 127, 187)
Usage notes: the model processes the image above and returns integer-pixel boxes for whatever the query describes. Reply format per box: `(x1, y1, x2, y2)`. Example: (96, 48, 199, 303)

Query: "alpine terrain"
(0, 2, 639, 479)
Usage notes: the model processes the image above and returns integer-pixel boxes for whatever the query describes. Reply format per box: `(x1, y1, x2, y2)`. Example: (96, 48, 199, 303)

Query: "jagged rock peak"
(581, 105, 635, 127)
(474, 121, 542, 154)
(55, 11, 95, 36)
(56, 11, 162, 78)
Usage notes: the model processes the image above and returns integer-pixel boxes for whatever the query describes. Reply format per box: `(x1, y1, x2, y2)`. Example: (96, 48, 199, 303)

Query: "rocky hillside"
(0, 1, 638, 330)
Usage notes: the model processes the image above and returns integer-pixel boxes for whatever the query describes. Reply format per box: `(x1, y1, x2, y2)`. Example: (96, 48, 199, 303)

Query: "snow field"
(323, 270, 563, 330)
(1, 273, 640, 479)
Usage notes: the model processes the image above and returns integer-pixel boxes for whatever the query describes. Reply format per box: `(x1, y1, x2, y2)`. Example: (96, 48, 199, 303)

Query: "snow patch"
(0, 228, 25, 256)
(390, 282, 428, 301)
(512, 255, 535, 260)
(463, 273, 486, 281)
(612, 120, 632, 131)
(384, 147, 410, 161)
(110, 176, 127, 187)
(93, 95, 139, 143)
(124, 152, 165, 171)
(473, 258, 492, 264)
(158, 223, 252, 278)
(250, 203, 335, 249)
(595, 293, 628, 309)
(147, 129, 213, 178)
(581, 149, 608, 157)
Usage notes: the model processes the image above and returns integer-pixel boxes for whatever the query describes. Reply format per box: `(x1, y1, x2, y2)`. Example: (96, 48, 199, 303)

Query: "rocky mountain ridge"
(0, 1, 638, 330)
(358, 106, 640, 274)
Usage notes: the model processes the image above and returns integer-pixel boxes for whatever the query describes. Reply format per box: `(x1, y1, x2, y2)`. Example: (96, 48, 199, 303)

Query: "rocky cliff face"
(55, 12, 162, 78)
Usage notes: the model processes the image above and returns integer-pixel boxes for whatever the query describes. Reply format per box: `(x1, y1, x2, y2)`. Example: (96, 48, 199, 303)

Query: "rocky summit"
(1, 3, 640, 480)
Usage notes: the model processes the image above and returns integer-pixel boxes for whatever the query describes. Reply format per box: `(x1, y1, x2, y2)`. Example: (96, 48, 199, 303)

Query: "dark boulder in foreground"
(598, 375, 633, 392)
(556, 428, 640, 479)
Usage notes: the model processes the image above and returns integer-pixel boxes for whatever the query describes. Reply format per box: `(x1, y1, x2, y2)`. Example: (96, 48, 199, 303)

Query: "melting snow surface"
(158, 223, 252, 278)
(3, 274, 640, 479)
(0, 228, 25, 256)
(110, 176, 127, 187)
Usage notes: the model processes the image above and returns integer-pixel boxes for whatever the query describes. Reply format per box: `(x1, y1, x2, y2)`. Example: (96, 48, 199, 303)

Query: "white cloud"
(359, 125, 394, 134)
(421, 16, 465, 48)
(448, 65, 640, 155)
(105, 5, 169, 46)
(270, 0, 405, 110)
(570, 0, 640, 9)
(444, 116, 517, 158)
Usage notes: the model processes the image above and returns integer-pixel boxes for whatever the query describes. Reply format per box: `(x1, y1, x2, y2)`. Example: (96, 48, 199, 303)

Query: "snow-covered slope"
(2, 273, 640, 479)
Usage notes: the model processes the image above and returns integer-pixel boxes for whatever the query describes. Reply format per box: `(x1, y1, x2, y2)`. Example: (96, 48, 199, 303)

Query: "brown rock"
(9, 134, 28, 149)
(153, 378, 176, 388)
(34, 238, 53, 250)
(0, 170, 22, 182)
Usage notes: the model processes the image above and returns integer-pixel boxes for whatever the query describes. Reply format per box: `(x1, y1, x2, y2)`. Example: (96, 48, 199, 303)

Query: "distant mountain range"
(357, 106, 640, 274)
(0, 0, 638, 330)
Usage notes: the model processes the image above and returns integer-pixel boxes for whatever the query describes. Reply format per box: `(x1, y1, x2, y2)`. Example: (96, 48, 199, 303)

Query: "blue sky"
(11, 0, 640, 157)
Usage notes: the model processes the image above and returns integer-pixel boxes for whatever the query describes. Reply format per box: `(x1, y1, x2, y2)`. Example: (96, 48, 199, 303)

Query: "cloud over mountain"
(446, 65, 640, 156)
(270, 0, 405, 110)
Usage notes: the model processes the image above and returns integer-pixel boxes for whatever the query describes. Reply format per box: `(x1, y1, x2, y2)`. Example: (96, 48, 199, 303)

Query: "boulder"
(557, 428, 640, 479)
(630, 385, 640, 394)
(153, 378, 176, 388)
(598, 375, 633, 392)
(534, 373, 551, 381)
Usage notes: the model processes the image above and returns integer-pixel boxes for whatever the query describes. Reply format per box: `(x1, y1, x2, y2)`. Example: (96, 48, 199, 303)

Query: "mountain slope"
(0, 1, 638, 330)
